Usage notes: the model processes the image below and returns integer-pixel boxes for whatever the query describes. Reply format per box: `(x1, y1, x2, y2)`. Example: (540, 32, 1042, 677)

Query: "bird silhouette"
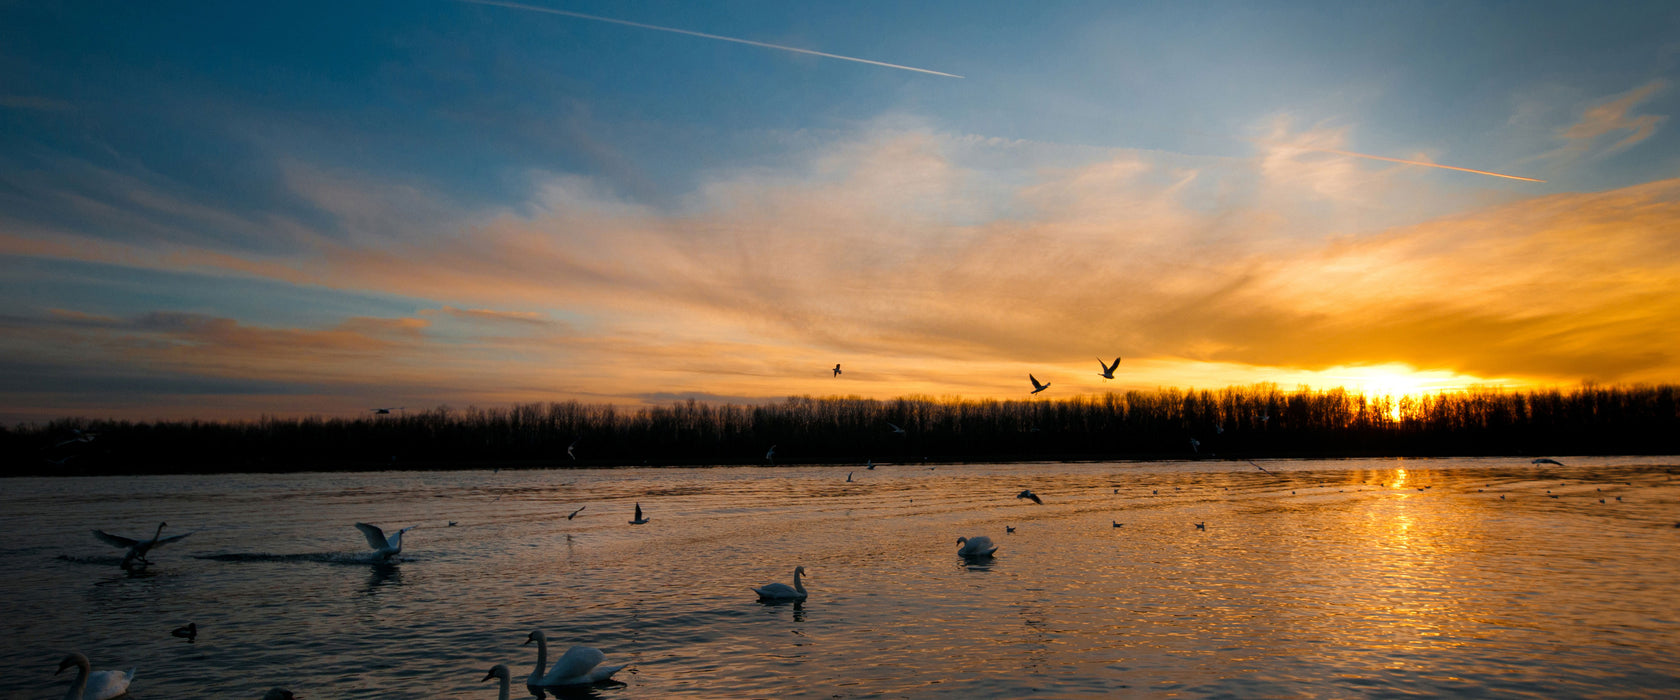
(629, 503, 650, 525)
(170, 623, 196, 641)
(833, 363, 842, 377)
(1016, 489, 1043, 505)
(1028, 374, 1051, 394)
(567, 505, 586, 520)
(1097, 357, 1121, 379)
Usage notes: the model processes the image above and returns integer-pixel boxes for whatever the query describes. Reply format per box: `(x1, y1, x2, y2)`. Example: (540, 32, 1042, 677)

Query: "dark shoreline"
(8, 384, 1677, 476)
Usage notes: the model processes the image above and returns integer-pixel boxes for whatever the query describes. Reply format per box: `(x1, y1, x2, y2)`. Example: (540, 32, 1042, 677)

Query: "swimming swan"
(956, 535, 998, 557)
(54, 653, 132, 700)
(355, 522, 416, 559)
(752, 566, 808, 600)
(523, 631, 627, 688)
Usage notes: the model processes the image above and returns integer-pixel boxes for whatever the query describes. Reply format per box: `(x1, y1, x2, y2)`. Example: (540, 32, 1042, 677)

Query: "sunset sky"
(2, 1, 1678, 421)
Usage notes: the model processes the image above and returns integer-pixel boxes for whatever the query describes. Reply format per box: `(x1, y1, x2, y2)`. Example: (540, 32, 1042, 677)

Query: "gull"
(171, 623, 197, 641)
(1006, 526, 1016, 533)
(1112, 521, 1123, 528)
(1532, 458, 1565, 466)
(629, 503, 650, 525)
(765, 445, 777, 464)
(447, 521, 458, 527)
(568, 438, 579, 460)
(1189, 438, 1200, 453)
(54, 429, 99, 448)
(1016, 489, 1043, 505)
(93, 522, 192, 569)
(846, 472, 854, 482)
(1195, 522, 1206, 530)
(1029, 374, 1051, 394)
(567, 506, 586, 520)
(1248, 459, 1270, 474)
(355, 522, 416, 560)
(866, 459, 875, 470)
(1260, 413, 1270, 423)
(887, 422, 907, 435)
(1097, 357, 1121, 380)
(833, 363, 842, 377)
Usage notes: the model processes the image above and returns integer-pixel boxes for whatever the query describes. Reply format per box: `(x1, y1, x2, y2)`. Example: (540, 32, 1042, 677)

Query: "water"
(3, 457, 1679, 698)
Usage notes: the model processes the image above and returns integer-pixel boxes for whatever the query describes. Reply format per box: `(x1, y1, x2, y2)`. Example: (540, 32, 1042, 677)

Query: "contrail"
(457, 0, 964, 79)
(1311, 148, 1544, 183)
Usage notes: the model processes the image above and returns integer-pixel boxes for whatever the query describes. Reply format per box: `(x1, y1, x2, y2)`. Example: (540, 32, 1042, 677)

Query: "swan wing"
(84, 668, 133, 700)
(354, 523, 388, 551)
(92, 530, 137, 549)
(586, 664, 627, 683)
(543, 646, 606, 685)
(754, 582, 797, 597)
(152, 532, 193, 548)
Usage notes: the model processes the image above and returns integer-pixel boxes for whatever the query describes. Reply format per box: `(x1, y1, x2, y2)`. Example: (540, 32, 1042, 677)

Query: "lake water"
(3, 457, 1679, 698)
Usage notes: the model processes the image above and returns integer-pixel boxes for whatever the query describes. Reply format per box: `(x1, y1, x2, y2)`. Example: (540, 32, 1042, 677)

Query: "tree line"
(4, 383, 1676, 475)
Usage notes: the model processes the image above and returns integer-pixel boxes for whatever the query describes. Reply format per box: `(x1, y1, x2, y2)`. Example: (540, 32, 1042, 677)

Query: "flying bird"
(629, 503, 650, 525)
(1097, 357, 1121, 379)
(833, 363, 842, 377)
(1532, 458, 1565, 466)
(846, 472, 854, 482)
(53, 429, 99, 448)
(1248, 459, 1271, 474)
(765, 444, 777, 463)
(866, 459, 875, 470)
(567, 505, 586, 520)
(888, 422, 907, 435)
(370, 406, 404, 415)
(1189, 438, 1200, 453)
(568, 438, 580, 460)
(355, 522, 417, 560)
(1016, 489, 1044, 505)
(1029, 374, 1051, 394)
(93, 522, 192, 569)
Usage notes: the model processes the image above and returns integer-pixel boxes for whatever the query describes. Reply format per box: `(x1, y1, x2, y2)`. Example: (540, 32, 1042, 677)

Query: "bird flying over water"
(833, 364, 842, 377)
(765, 444, 777, 463)
(1029, 374, 1051, 394)
(355, 522, 416, 560)
(567, 505, 586, 520)
(1097, 357, 1121, 379)
(1532, 458, 1565, 466)
(93, 522, 192, 569)
(1017, 489, 1043, 505)
(1248, 459, 1270, 474)
(630, 503, 650, 525)
(846, 472, 853, 482)
(1189, 438, 1200, 453)
(568, 438, 579, 460)
(887, 422, 907, 435)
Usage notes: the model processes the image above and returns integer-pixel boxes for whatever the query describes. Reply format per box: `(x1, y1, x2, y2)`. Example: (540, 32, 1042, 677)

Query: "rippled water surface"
(4, 457, 1680, 698)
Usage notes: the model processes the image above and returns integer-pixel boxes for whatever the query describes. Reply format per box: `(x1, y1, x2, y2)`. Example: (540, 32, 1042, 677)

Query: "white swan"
(956, 535, 998, 557)
(54, 653, 132, 700)
(261, 689, 295, 700)
(752, 566, 808, 600)
(93, 521, 192, 569)
(523, 631, 627, 687)
(354, 522, 416, 559)
(481, 664, 512, 700)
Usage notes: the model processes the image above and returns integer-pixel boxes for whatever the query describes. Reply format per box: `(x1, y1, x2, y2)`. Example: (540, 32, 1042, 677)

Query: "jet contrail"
(457, 0, 964, 79)
(1311, 148, 1544, 183)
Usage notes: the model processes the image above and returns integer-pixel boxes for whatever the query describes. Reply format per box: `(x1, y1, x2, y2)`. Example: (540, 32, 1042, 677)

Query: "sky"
(2, 1, 1678, 422)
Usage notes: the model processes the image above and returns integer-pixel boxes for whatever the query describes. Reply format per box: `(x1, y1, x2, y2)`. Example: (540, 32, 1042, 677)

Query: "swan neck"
(63, 657, 89, 700)
(153, 522, 166, 541)
(532, 635, 547, 680)
(498, 674, 510, 700)
(793, 569, 805, 595)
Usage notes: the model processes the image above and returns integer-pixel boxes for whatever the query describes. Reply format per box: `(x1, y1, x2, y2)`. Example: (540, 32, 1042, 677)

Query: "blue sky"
(2, 1, 1678, 420)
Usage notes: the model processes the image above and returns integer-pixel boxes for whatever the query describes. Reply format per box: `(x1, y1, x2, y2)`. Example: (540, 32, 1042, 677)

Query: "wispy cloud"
(1549, 80, 1668, 159)
(457, 0, 964, 78)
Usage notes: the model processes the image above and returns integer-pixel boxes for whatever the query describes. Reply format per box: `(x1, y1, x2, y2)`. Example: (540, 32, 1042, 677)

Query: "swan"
(93, 521, 191, 569)
(354, 522, 416, 560)
(261, 689, 295, 700)
(54, 653, 132, 700)
(752, 566, 808, 600)
(1097, 357, 1121, 379)
(956, 535, 998, 557)
(481, 664, 512, 700)
(1029, 374, 1051, 394)
(629, 503, 649, 525)
(523, 631, 627, 688)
